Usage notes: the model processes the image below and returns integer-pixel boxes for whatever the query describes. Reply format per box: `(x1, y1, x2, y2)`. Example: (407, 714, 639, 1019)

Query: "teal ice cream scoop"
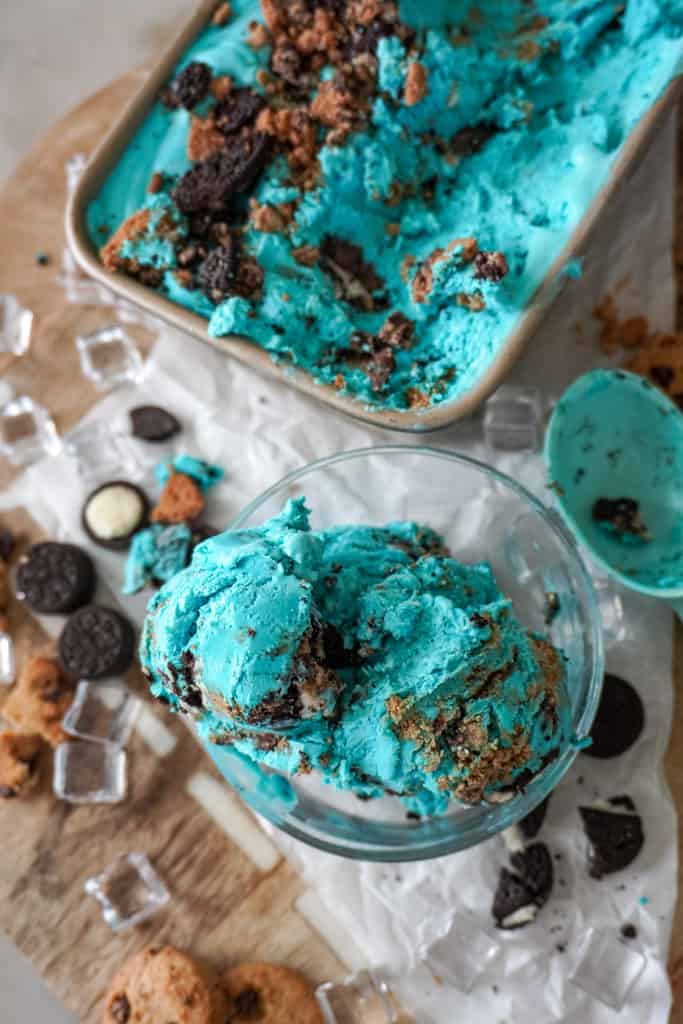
(545, 370, 683, 619)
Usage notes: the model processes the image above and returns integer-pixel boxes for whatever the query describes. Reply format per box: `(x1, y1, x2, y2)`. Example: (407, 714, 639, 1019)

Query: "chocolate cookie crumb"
(592, 497, 650, 540)
(475, 251, 509, 282)
(198, 240, 240, 300)
(163, 61, 212, 110)
(621, 923, 637, 940)
(147, 172, 165, 194)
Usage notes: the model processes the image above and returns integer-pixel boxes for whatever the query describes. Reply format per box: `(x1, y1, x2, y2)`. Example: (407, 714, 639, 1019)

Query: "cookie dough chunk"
(0, 731, 42, 797)
(222, 963, 324, 1024)
(59, 605, 136, 680)
(82, 482, 149, 550)
(151, 473, 205, 525)
(17, 542, 96, 614)
(103, 946, 228, 1024)
(4, 656, 73, 746)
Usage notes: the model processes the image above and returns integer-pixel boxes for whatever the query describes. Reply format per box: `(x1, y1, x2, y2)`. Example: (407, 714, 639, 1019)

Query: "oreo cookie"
(17, 542, 96, 614)
(214, 88, 264, 134)
(584, 673, 645, 759)
(129, 405, 181, 443)
(518, 795, 551, 841)
(579, 796, 644, 879)
(58, 605, 136, 679)
(492, 844, 554, 930)
(162, 61, 212, 110)
(172, 133, 271, 213)
(82, 482, 149, 550)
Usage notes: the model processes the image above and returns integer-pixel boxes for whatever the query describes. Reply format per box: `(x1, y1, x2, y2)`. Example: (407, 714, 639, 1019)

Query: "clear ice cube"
(0, 632, 15, 685)
(484, 386, 544, 453)
(0, 294, 33, 355)
(0, 396, 61, 465)
(84, 852, 170, 932)
(57, 247, 114, 307)
(419, 913, 501, 993)
(569, 926, 646, 1010)
(76, 326, 144, 391)
(316, 971, 397, 1024)
(53, 741, 127, 803)
(62, 680, 141, 747)
(64, 421, 145, 485)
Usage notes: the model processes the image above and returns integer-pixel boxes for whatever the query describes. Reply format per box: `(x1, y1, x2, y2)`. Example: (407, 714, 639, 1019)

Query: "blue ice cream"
(141, 499, 569, 814)
(89, 0, 683, 412)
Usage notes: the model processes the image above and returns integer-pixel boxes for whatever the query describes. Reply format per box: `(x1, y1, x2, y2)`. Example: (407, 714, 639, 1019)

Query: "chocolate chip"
(198, 240, 240, 299)
(163, 61, 212, 110)
(579, 796, 644, 879)
(172, 133, 271, 213)
(214, 88, 265, 134)
(621, 923, 638, 940)
(584, 673, 645, 759)
(58, 605, 136, 680)
(109, 994, 131, 1024)
(17, 542, 96, 615)
(129, 405, 181, 443)
(650, 365, 674, 389)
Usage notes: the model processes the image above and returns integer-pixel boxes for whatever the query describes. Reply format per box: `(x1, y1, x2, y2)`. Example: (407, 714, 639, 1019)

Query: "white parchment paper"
(1, 110, 678, 1023)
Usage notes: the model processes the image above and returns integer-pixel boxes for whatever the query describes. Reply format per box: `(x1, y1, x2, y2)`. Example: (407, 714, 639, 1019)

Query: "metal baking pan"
(66, 0, 683, 432)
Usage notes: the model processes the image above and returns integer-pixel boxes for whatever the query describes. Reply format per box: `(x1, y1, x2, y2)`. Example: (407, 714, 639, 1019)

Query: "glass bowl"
(201, 446, 603, 861)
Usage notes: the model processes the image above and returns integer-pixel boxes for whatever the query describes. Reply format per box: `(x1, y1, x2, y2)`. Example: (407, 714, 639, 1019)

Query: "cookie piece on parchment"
(222, 962, 324, 1024)
(16, 542, 96, 614)
(0, 731, 42, 798)
(102, 946, 228, 1024)
(4, 656, 73, 747)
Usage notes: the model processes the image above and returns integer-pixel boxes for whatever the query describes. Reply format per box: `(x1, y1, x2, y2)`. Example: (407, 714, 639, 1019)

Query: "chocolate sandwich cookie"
(129, 405, 181, 443)
(584, 673, 645, 759)
(103, 945, 228, 1024)
(82, 482, 149, 550)
(0, 731, 42, 798)
(592, 497, 650, 542)
(579, 796, 644, 879)
(17, 542, 96, 614)
(222, 963, 324, 1024)
(59, 605, 136, 679)
(492, 842, 554, 930)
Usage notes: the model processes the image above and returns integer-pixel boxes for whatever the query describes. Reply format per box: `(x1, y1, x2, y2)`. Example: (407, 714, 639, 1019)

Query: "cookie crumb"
(457, 291, 486, 312)
(147, 172, 165, 194)
(404, 61, 429, 106)
(212, 1, 232, 27)
(248, 22, 270, 48)
(475, 250, 509, 282)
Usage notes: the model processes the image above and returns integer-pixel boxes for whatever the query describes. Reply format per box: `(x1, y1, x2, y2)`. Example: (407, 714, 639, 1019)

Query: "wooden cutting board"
(0, 69, 681, 1023)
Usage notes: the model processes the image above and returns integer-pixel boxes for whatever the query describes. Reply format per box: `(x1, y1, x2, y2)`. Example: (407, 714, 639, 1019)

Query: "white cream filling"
(84, 485, 144, 539)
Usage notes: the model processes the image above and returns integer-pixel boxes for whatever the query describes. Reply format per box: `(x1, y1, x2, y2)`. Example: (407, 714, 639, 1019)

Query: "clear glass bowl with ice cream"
(141, 446, 603, 861)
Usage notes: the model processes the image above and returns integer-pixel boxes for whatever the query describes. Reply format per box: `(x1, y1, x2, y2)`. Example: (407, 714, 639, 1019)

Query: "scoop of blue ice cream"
(141, 498, 569, 813)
